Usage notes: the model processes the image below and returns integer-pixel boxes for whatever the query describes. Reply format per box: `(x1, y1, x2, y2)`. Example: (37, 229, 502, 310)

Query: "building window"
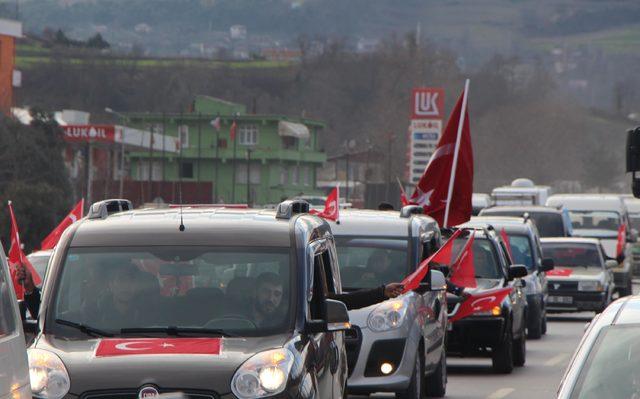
(136, 161, 162, 181)
(282, 136, 296, 149)
(239, 125, 259, 146)
(178, 125, 189, 149)
(236, 163, 261, 184)
(291, 166, 299, 185)
(180, 161, 194, 179)
(302, 166, 311, 186)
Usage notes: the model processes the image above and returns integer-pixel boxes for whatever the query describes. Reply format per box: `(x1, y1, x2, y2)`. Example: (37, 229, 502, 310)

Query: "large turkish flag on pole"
(41, 199, 84, 250)
(410, 80, 474, 227)
(7, 201, 42, 300)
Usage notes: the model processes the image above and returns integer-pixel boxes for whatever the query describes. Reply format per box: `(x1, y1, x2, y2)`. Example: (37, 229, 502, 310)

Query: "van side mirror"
(627, 127, 640, 198)
(540, 258, 555, 272)
(605, 260, 619, 270)
(305, 299, 351, 334)
(508, 265, 528, 280)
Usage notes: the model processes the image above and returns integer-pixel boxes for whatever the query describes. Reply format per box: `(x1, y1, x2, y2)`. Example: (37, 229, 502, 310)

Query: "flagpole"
(443, 78, 470, 228)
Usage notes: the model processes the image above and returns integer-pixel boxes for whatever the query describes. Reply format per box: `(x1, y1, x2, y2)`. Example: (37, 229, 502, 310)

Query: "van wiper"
(56, 319, 114, 337)
(120, 326, 236, 337)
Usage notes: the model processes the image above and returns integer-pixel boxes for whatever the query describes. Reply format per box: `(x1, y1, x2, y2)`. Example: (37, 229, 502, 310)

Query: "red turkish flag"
(500, 228, 513, 262)
(310, 186, 340, 222)
(410, 84, 473, 227)
(41, 199, 84, 250)
(401, 229, 463, 293)
(95, 338, 222, 357)
(450, 287, 512, 322)
(230, 120, 238, 141)
(617, 224, 626, 258)
(450, 231, 477, 288)
(7, 201, 42, 300)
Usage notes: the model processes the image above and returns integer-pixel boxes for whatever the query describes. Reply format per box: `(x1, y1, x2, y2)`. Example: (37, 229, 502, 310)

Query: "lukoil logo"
(412, 88, 444, 119)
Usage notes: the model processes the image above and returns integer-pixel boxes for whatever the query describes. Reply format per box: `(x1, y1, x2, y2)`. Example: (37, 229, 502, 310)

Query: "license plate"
(549, 296, 573, 304)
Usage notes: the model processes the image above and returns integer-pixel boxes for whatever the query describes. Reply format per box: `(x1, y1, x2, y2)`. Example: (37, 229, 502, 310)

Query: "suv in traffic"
(446, 224, 529, 374)
(25, 199, 352, 399)
(328, 208, 448, 398)
(472, 216, 555, 339)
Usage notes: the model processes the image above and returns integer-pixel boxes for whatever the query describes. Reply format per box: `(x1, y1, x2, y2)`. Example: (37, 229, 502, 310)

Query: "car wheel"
(541, 312, 547, 335)
(398, 349, 424, 399)
(513, 331, 526, 367)
(492, 321, 514, 374)
(527, 303, 543, 340)
(425, 350, 446, 398)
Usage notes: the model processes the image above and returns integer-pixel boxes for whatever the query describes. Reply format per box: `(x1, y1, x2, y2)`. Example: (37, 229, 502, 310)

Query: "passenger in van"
(251, 273, 285, 327)
(359, 250, 396, 286)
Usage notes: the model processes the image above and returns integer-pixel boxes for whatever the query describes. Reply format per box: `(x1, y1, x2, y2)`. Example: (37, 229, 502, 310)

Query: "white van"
(491, 178, 552, 206)
(0, 244, 31, 399)
(545, 194, 635, 296)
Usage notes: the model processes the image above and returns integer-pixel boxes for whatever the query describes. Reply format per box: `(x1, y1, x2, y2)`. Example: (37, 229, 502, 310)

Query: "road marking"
(486, 388, 515, 399)
(545, 353, 569, 366)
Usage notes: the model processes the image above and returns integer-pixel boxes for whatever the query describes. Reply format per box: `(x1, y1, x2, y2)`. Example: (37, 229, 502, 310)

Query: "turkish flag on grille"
(450, 287, 512, 322)
(41, 199, 84, 250)
(401, 229, 463, 293)
(95, 338, 222, 357)
(616, 224, 626, 259)
(7, 201, 42, 299)
(310, 186, 340, 222)
(410, 83, 473, 227)
(449, 231, 477, 288)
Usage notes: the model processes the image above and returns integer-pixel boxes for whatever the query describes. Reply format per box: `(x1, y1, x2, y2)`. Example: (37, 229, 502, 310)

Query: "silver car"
(328, 207, 448, 398)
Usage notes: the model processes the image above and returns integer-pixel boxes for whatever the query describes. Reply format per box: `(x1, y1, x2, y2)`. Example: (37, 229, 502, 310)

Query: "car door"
(497, 238, 525, 334)
(417, 235, 443, 368)
(308, 244, 342, 399)
(0, 249, 31, 399)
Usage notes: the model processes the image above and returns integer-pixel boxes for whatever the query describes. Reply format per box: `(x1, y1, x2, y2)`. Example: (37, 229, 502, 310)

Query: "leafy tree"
(86, 33, 110, 50)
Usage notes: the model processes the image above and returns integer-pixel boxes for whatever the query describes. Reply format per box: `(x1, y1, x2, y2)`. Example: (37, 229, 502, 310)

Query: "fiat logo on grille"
(138, 386, 160, 399)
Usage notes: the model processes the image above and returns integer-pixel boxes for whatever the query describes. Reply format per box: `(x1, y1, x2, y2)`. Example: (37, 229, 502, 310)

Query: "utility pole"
(197, 112, 202, 182)
(246, 148, 252, 206)
(214, 116, 220, 202)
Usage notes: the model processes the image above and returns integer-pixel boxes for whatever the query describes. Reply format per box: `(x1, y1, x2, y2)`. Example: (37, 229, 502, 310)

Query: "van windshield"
(50, 246, 292, 338)
(335, 238, 409, 290)
(569, 211, 621, 238)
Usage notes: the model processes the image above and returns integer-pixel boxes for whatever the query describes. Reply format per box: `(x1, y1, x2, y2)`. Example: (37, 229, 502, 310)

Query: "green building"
(123, 95, 326, 205)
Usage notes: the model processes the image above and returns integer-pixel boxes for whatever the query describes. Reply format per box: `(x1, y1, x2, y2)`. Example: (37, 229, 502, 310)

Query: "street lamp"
(105, 107, 128, 198)
(343, 139, 356, 203)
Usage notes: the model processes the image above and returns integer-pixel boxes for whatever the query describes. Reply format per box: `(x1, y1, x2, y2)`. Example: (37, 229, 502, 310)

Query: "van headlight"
(231, 348, 294, 399)
(578, 281, 604, 292)
(27, 349, 70, 399)
(367, 298, 408, 332)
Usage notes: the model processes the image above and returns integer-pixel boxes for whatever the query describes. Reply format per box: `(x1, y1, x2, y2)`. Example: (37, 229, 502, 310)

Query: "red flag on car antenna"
(616, 224, 626, 259)
(396, 177, 410, 207)
(400, 229, 464, 293)
(500, 228, 514, 261)
(7, 201, 42, 299)
(41, 199, 84, 250)
(410, 79, 473, 227)
(449, 231, 477, 288)
(310, 186, 340, 222)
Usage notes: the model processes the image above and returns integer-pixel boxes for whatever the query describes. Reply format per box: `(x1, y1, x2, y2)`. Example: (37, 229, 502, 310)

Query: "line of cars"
(2, 191, 636, 399)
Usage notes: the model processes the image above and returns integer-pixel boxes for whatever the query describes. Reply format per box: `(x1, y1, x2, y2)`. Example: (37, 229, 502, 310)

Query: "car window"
(482, 210, 565, 237)
(570, 325, 640, 399)
(50, 246, 292, 338)
(0, 261, 17, 338)
(335, 237, 408, 290)
(569, 211, 621, 238)
(453, 237, 503, 279)
(27, 254, 50, 285)
(509, 235, 535, 270)
(541, 243, 602, 269)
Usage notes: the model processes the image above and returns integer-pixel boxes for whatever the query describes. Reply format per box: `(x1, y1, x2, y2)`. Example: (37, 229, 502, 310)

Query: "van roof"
(481, 205, 562, 214)
(545, 194, 625, 212)
(328, 209, 437, 237)
(69, 208, 319, 247)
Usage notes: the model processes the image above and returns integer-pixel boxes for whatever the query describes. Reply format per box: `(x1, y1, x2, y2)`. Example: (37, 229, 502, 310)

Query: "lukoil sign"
(63, 125, 116, 143)
(411, 88, 444, 119)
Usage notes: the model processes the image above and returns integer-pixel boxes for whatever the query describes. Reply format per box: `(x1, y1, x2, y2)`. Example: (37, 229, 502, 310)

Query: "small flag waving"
(616, 224, 627, 259)
(41, 199, 84, 250)
(449, 231, 477, 288)
(8, 201, 42, 299)
(397, 177, 410, 207)
(410, 80, 473, 227)
(401, 229, 463, 292)
(310, 186, 340, 221)
(230, 120, 238, 141)
(210, 117, 221, 132)
(500, 228, 513, 262)
(450, 287, 512, 322)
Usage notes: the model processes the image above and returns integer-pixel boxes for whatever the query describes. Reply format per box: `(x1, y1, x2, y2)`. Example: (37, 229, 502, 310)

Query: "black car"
(445, 225, 529, 374)
(24, 199, 352, 399)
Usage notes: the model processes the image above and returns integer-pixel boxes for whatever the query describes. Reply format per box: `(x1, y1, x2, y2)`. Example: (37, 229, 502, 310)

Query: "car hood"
(546, 267, 605, 282)
(34, 334, 289, 395)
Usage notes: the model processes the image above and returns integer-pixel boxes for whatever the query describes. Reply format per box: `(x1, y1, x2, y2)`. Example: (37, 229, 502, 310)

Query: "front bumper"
(547, 290, 606, 312)
(346, 324, 419, 394)
(446, 316, 506, 357)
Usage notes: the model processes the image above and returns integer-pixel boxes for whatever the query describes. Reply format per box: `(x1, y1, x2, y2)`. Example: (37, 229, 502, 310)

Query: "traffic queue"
(1, 81, 639, 399)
